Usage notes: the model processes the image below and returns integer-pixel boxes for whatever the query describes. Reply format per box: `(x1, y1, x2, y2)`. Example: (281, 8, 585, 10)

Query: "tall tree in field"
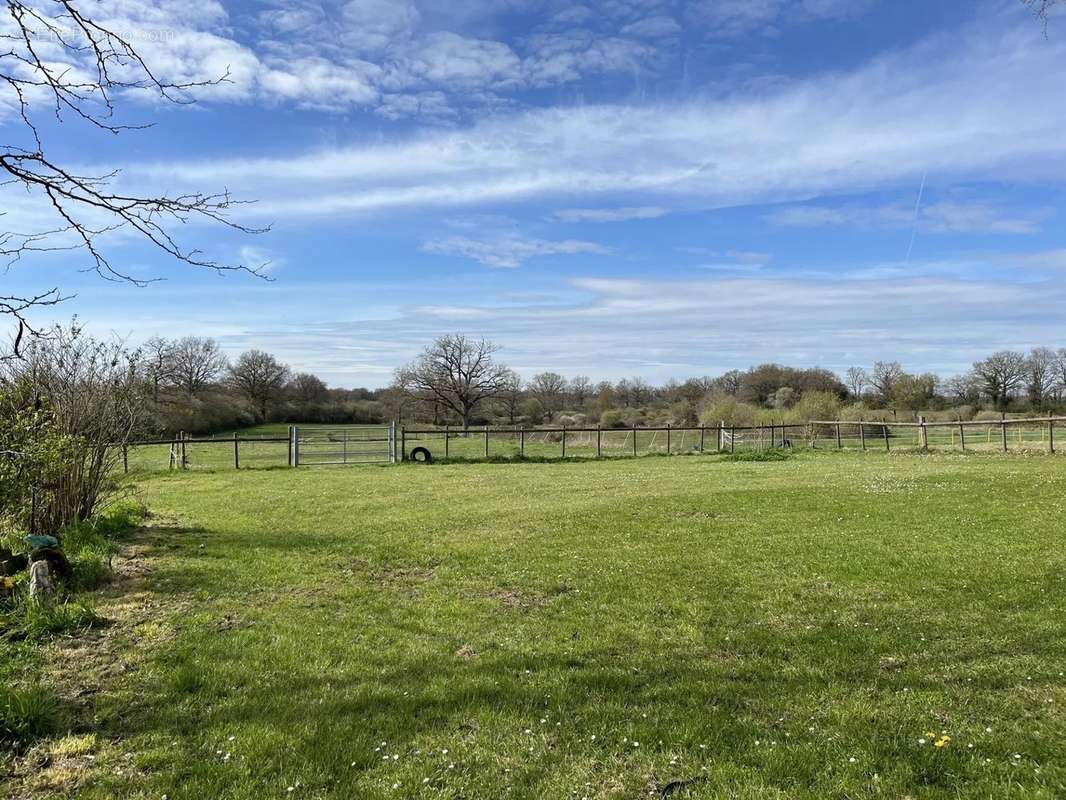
(396, 335, 513, 430)
(568, 375, 593, 409)
(0, 1, 265, 352)
(869, 361, 904, 405)
(1024, 347, 1057, 409)
(290, 373, 329, 404)
(1055, 349, 1066, 402)
(229, 350, 290, 420)
(529, 372, 568, 421)
(973, 351, 1028, 410)
(172, 337, 228, 397)
(845, 366, 868, 400)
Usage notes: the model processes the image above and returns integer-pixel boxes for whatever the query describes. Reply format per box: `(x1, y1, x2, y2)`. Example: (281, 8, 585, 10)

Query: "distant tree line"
(392, 335, 1066, 430)
(135, 335, 386, 435)
(7, 327, 1064, 438)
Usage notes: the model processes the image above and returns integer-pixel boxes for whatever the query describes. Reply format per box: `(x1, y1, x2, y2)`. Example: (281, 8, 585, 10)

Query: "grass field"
(7, 450, 1066, 798)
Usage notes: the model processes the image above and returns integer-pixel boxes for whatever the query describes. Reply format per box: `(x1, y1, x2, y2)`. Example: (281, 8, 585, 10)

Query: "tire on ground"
(410, 446, 433, 463)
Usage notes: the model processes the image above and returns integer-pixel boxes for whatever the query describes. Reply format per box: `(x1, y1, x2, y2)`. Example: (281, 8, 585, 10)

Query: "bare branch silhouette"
(1, 1, 267, 352)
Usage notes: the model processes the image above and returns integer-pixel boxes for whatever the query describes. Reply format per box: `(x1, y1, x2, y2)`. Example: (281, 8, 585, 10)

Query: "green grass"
(10, 450, 1066, 798)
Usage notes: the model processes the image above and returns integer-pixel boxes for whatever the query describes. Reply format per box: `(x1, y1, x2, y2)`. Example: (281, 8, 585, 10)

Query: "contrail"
(905, 172, 927, 263)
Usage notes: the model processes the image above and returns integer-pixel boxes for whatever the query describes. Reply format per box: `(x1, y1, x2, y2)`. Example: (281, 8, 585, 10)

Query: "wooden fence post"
(959, 422, 966, 451)
(520, 428, 525, 457)
(234, 432, 240, 469)
(699, 426, 706, 453)
(729, 425, 735, 453)
(287, 425, 293, 466)
(835, 422, 842, 449)
(561, 426, 567, 459)
(666, 424, 671, 455)
(401, 427, 407, 461)
(633, 426, 638, 457)
(179, 431, 187, 469)
(485, 426, 490, 458)
(859, 419, 866, 451)
(883, 418, 890, 451)
(718, 421, 725, 452)
(445, 424, 450, 458)
(597, 426, 602, 458)
(918, 415, 927, 449)
(1049, 412, 1055, 454)
(1001, 413, 1008, 453)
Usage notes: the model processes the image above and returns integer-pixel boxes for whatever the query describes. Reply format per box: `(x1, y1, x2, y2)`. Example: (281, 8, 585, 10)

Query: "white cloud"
(554, 207, 669, 223)
(421, 235, 610, 268)
(620, 15, 682, 38)
(109, 15, 1066, 221)
(687, 0, 873, 38)
(770, 200, 1049, 234)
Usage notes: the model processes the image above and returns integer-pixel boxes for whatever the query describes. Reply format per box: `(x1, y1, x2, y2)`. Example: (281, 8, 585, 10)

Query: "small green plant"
(0, 685, 59, 749)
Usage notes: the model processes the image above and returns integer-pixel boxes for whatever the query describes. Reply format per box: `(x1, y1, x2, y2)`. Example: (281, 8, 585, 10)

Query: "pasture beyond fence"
(117, 415, 1065, 471)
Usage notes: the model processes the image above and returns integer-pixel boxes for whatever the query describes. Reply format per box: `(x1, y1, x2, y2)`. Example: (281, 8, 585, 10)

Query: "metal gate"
(290, 424, 396, 466)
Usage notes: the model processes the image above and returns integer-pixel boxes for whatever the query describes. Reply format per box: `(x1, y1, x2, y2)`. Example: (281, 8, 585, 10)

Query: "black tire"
(410, 446, 433, 463)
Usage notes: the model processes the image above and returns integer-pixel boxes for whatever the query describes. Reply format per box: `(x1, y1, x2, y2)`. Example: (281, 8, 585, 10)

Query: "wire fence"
(116, 415, 1064, 471)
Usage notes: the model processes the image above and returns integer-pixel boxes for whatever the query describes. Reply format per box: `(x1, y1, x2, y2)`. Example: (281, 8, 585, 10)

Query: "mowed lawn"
(29, 452, 1066, 798)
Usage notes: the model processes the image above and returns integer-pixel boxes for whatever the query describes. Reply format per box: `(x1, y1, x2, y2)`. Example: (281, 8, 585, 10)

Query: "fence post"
(597, 426, 602, 458)
(401, 427, 406, 461)
(883, 418, 890, 451)
(1001, 413, 1008, 453)
(179, 430, 187, 470)
(288, 425, 294, 466)
(666, 424, 671, 455)
(699, 426, 705, 453)
(294, 425, 301, 466)
(730, 425, 735, 453)
(859, 419, 866, 451)
(520, 428, 525, 457)
(959, 421, 966, 452)
(718, 421, 725, 452)
(1049, 412, 1055, 454)
(562, 426, 567, 459)
(919, 415, 928, 449)
(633, 426, 638, 457)
(234, 432, 240, 469)
(444, 424, 450, 459)
(835, 422, 842, 449)
(484, 426, 490, 458)
(122, 444, 129, 473)
(769, 419, 774, 449)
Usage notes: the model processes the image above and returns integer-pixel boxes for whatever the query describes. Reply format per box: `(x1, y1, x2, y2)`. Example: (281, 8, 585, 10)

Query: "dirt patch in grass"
(4, 526, 180, 799)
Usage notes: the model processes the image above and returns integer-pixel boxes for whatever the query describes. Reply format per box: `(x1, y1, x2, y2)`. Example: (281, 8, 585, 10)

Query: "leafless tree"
(395, 334, 512, 430)
(1054, 348, 1066, 402)
(529, 371, 568, 421)
(845, 366, 868, 400)
(711, 369, 742, 396)
(1, 1, 267, 351)
(1025, 347, 1057, 409)
(228, 350, 290, 420)
(290, 372, 329, 404)
(869, 361, 904, 404)
(142, 336, 177, 402)
(498, 371, 523, 424)
(171, 337, 228, 397)
(973, 351, 1028, 410)
(568, 375, 593, 409)
(942, 372, 981, 407)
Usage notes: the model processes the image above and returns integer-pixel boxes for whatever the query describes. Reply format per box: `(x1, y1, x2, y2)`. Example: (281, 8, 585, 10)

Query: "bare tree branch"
(1, 1, 267, 343)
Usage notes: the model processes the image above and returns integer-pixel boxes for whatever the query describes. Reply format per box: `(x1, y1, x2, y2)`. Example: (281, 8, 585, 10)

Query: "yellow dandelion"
(925, 731, 936, 738)
(935, 740, 946, 748)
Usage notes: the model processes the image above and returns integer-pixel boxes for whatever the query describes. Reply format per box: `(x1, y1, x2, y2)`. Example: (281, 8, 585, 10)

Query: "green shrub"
(0, 685, 59, 749)
(599, 409, 627, 428)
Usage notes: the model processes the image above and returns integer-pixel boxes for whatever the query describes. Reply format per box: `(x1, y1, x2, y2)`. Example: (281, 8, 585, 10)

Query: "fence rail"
(114, 415, 1065, 471)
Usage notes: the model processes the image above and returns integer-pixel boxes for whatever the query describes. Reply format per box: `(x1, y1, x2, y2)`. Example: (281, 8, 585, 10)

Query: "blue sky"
(4, 0, 1066, 387)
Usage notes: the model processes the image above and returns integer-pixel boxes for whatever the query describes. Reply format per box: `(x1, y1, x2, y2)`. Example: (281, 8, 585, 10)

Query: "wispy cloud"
(111, 15, 1066, 222)
(421, 235, 610, 268)
(769, 201, 1050, 235)
(553, 207, 668, 223)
